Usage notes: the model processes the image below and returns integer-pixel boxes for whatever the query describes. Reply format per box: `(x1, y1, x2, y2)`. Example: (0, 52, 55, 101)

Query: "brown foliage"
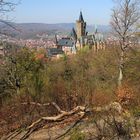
(116, 83, 135, 106)
(91, 91, 115, 106)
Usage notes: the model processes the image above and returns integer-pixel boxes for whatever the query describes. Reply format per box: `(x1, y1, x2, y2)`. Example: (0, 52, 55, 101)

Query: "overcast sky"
(10, 0, 114, 25)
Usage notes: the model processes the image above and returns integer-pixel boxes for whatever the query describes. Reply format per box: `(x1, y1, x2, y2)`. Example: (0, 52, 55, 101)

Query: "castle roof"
(57, 38, 74, 47)
(47, 48, 64, 57)
(70, 28, 77, 41)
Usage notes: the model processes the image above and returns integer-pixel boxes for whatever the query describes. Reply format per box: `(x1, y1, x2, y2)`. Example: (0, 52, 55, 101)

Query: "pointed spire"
(79, 11, 84, 22)
(71, 28, 77, 41)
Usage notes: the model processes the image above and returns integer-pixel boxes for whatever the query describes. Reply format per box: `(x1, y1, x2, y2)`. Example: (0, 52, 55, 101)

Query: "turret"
(55, 34, 58, 44)
(76, 11, 86, 39)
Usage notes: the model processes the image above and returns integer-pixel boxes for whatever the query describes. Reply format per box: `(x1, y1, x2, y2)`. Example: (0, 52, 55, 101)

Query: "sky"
(10, 0, 114, 25)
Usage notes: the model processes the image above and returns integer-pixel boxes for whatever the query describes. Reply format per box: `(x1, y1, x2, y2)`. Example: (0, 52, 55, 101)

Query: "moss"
(131, 107, 140, 117)
(70, 129, 85, 140)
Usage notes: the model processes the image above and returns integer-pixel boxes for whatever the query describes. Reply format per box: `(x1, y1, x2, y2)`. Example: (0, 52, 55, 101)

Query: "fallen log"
(7, 102, 123, 140)
(27, 106, 86, 129)
(19, 105, 86, 140)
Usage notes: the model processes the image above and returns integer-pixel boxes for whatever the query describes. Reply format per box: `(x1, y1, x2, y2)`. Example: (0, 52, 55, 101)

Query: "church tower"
(76, 11, 86, 39)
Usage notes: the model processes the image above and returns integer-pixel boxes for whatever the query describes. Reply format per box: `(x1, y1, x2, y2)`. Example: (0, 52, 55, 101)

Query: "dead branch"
(3, 128, 23, 140)
(0, 19, 21, 32)
(7, 102, 122, 140)
(18, 105, 86, 140)
(21, 102, 49, 106)
(55, 112, 85, 140)
(21, 101, 64, 113)
(27, 106, 85, 129)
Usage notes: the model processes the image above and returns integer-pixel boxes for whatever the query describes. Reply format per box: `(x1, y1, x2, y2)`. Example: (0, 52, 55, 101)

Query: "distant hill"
(0, 23, 110, 39)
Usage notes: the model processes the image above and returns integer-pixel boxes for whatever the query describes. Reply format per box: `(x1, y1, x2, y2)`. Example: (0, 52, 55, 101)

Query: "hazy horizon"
(13, 22, 110, 26)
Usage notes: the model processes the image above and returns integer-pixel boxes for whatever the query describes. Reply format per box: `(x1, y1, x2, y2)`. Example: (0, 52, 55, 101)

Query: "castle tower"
(76, 11, 86, 39)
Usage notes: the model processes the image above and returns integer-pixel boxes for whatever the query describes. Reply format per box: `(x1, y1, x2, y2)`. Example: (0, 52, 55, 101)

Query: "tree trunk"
(118, 48, 125, 87)
(118, 65, 123, 87)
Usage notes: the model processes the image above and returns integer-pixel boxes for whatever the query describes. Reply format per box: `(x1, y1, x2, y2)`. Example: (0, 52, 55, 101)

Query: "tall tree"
(111, 0, 140, 87)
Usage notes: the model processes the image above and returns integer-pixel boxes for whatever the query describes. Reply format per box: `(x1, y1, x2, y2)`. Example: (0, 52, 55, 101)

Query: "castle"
(48, 12, 105, 57)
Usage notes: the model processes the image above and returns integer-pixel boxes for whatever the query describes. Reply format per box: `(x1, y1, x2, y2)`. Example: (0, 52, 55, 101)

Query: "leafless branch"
(110, 0, 140, 87)
(0, 0, 21, 34)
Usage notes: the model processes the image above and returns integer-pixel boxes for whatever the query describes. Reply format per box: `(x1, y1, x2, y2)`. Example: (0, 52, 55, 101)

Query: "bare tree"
(110, 0, 140, 87)
(0, 0, 19, 34)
